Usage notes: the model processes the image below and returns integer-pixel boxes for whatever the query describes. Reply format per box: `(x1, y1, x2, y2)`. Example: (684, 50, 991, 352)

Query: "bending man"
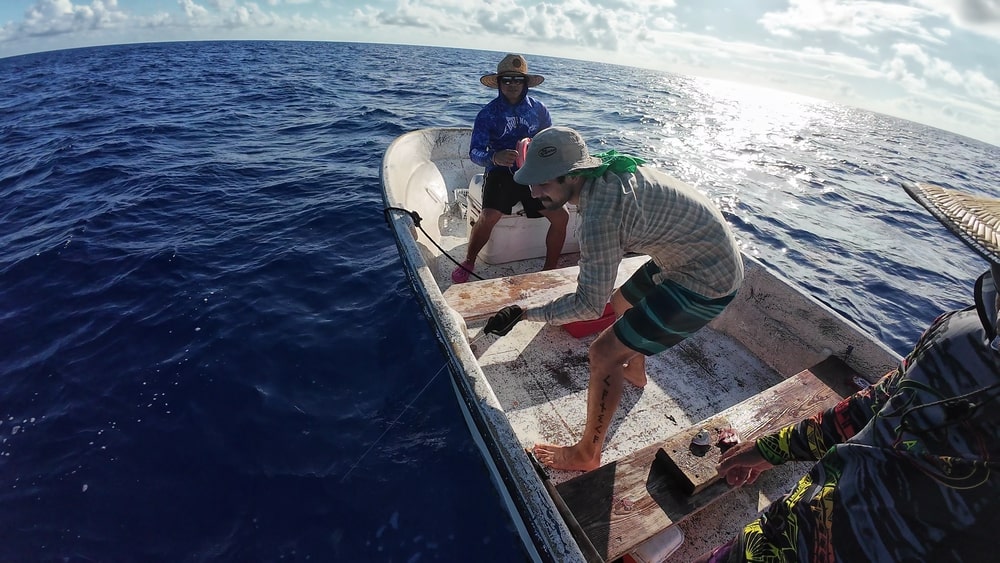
(485, 126, 744, 471)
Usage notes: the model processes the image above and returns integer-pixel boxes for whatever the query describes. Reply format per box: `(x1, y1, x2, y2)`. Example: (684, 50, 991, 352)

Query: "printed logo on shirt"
(503, 116, 534, 138)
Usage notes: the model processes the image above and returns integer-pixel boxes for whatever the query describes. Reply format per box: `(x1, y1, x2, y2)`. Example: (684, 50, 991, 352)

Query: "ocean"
(1, 40, 996, 561)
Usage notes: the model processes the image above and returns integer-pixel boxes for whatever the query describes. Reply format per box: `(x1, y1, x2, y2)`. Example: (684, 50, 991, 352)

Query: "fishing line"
(383, 206, 485, 281)
(339, 330, 491, 483)
(357, 204, 506, 481)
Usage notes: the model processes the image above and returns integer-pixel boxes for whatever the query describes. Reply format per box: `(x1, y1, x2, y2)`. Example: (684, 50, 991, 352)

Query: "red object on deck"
(562, 303, 617, 338)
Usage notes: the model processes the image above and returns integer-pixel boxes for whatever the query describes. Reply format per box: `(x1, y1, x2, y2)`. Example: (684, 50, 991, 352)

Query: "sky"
(1, 1, 999, 147)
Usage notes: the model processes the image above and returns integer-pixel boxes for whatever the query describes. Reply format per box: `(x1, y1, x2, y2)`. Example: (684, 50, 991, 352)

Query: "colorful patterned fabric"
(725, 295, 1000, 562)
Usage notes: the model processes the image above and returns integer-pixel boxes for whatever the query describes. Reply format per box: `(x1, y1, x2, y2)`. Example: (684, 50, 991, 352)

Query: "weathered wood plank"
(554, 356, 859, 562)
(442, 255, 648, 322)
(655, 417, 733, 496)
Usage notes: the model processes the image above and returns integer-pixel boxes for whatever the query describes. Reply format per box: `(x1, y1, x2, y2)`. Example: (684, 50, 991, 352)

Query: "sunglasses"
(499, 76, 526, 86)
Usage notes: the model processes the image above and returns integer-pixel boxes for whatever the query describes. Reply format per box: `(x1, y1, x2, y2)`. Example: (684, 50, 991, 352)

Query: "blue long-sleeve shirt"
(469, 93, 551, 171)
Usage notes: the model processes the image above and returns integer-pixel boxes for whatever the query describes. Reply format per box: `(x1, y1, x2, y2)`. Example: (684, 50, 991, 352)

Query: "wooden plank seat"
(553, 356, 863, 562)
(443, 255, 649, 322)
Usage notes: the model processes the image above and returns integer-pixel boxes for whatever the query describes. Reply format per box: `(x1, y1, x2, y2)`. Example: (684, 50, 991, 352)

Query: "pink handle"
(515, 137, 530, 168)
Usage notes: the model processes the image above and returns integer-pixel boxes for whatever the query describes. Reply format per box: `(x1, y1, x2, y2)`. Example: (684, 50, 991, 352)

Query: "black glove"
(484, 305, 523, 336)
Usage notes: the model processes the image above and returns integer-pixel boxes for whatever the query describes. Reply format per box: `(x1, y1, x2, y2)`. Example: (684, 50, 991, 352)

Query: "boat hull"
(382, 127, 900, 562)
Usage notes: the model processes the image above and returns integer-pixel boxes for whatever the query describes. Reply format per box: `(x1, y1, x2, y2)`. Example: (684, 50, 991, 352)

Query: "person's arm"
(716, 440, 773, 487)
(721, 306, 962, 485)
(762, 367, 900, 463)
(523, 189, 622, 324)
(718, 366, 902, 488)
(757, 369, 902, 464)
(523, 258, 616, 324)
(469, 108, 495, 168)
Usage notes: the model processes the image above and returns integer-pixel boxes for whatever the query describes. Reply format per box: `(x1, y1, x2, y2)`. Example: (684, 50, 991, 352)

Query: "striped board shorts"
(614, 259, 736, 356)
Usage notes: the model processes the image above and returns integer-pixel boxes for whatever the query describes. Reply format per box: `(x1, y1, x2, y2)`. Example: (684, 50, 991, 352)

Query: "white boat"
(381, 127, 900, 562)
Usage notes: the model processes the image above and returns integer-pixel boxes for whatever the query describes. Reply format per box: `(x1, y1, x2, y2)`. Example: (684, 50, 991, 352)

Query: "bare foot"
(622, 360, 648, 388)
(533, 442, 601, 471)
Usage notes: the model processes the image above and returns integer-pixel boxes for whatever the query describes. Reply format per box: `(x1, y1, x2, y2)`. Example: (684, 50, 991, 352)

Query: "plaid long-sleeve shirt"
(524, 166, 744, 324)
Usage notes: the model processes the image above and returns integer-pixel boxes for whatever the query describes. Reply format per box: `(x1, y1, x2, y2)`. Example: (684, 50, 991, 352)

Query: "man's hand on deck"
(717, 440, 773, 487)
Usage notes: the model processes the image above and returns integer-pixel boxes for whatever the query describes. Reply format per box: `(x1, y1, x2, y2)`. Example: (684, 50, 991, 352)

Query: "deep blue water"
(1, 41, 997, 561)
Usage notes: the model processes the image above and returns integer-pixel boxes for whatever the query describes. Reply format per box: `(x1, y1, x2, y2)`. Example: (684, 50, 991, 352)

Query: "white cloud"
(889, 41, 1000, 108)
(966, 68, 1000, 99)
(758, 0, 935, 39)
(177, 0, 281, 29)
(913, 0, 1000, 38)
(354, 0, 681, 55)
(882, 52, 927, 90)
(180, 0, 210, 20)
(20, 0, 128, 36)
(0, 0, 997, 145)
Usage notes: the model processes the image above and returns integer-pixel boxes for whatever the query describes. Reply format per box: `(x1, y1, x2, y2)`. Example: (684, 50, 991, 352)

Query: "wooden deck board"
(443, 255, 648, 322)
(554, 356, 860, 562)
(655, 417, 734, 496)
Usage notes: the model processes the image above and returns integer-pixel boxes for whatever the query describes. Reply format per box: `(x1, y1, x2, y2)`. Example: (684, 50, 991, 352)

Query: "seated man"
(701, 181, 1000, 562)
(452, 54, 568, 283)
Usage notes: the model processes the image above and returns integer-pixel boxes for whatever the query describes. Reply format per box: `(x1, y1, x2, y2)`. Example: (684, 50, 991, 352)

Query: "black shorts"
(482, 167, 545, 218)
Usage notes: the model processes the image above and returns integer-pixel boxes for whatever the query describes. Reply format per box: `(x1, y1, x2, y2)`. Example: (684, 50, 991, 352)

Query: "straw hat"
(903, 181, 1000, 265)
(480, 54, 544, 88)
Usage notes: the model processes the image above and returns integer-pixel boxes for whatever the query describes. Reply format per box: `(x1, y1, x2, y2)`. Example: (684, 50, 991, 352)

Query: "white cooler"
(464, 173, 580, 264)
(624, 525, 684, 563)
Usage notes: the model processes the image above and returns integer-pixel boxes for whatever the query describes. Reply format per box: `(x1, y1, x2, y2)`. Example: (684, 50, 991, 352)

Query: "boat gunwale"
(381, 128, 587, 563)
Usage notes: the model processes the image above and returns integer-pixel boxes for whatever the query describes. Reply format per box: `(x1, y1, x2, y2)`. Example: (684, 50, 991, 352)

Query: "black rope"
(383, 206, 485, 281)
(899, 381, 1000, 437)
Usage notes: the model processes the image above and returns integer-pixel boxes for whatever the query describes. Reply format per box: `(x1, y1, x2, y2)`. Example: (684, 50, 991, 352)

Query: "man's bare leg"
(533, 329, 636, 471)
(622, 355, 647, 388)
(610, 289, 648, 387)
(463, 208, 502, 264)
(539, 207, 568, 270)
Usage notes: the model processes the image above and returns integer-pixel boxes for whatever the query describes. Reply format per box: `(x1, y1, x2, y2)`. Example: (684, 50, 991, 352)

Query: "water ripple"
(0, 40, 997, 562)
